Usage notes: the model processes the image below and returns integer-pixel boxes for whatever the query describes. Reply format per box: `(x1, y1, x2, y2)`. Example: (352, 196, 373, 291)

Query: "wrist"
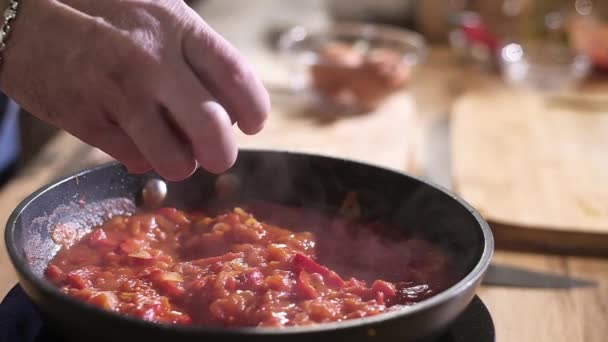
(0, 0, 20, 63)
(0, 0, 28, 94)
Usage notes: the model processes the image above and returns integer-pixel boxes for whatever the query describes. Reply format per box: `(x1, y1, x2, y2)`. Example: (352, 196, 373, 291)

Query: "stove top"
(1, 286, 494, 342)
(435, 296, 495, 342)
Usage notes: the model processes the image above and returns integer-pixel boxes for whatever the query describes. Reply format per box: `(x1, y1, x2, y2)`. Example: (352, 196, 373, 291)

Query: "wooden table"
(1, 1, 607, 341)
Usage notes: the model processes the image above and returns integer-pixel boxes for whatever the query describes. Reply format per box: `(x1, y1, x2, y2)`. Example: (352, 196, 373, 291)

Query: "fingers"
(157, 63, 237, 174)
(182, 17, 270, 135)
(67, 123, 153, 174)
(87, 128, 153, 174)
(119, 106, 197, 182)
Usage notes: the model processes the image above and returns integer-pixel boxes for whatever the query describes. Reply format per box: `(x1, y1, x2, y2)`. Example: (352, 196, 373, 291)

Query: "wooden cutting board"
(451, 88, 608, 256)
(235, 92, 418, 172)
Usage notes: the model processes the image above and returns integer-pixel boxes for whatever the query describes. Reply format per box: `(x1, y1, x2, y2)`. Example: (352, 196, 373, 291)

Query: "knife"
(482, 263, 597, 288)
(422, 114, 597, 289)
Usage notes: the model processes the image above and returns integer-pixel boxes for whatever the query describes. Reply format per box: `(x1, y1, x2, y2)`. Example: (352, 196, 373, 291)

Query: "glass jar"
(567, 0, 608, 70)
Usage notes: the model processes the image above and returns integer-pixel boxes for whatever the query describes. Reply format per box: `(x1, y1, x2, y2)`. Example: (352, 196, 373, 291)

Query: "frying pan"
(5, 149, 493, 342)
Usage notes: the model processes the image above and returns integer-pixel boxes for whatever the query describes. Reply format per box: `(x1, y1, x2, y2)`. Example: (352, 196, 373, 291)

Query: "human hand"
(0, 0, 270, 180)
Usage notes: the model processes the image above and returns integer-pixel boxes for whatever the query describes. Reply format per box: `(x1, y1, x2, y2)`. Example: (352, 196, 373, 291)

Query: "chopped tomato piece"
(158, 207, 178, 217)
(292, 253, 345, 288)
(89, 291, 119, 310)
(158, 207, 191, 225)
(66, 274, 88, 290)
(296, 271, 319, 300)
(191, 252, 243, 266)
(372, 280, 397, 298)
(88, 229, 118, 249)
(243, 268, 264, 288)
(45, 265, 65, 284)
(118, 238, 144, 254)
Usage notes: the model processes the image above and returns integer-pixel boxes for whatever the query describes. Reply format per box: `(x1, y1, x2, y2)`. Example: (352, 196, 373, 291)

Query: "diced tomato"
(103, 252, 122, 265)
(161, 272, 183, 282)
(157, 207, 178, 217)
(225, 275, 237, 292)
(158, 207, 191, 225)
(89, 229, 118, 249)
(225, 213, 241, 226)
(244, 268, 264, 288)
(128, 250, 153, 259)
(344, 277, 367, 288)
(191, 252, 243, 266)
(128, 220, 143, 236)
(228, 224, 264, 243)
(157, 280, 185, 299)
(88, 291, 119, 310)
(174, 313, 192, 325)
(45, 265, 65, 284)
(264, 273, 291, 291)
(119, 238, 144, 254)
(147, 270, 185, 299)
(292, 253, 345, 288)
(296, 271, 319, 299)
(371, 280, 397, 298)
(343, 285, 373, 299)
(323, 272, 345, 288)
(190, 279, 207, 292)
(147, 269, 164, 282)
(155, 215, 178, 231)
(133, 303, 163, 321)
(193, 217, 213, 232)
(66, 274, 88, 290)
(209, 296, 244, 322)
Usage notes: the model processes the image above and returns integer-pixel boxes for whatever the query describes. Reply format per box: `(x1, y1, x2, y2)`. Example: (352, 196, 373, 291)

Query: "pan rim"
(5, 148, 494, 336)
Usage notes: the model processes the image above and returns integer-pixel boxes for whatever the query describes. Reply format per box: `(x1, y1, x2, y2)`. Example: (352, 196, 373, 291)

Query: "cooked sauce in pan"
(44, 201, 452, 327)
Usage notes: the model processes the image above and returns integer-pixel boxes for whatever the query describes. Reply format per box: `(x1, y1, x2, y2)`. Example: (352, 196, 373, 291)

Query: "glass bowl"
(499, 40, 592, 92)
(278, 22, 427, 113)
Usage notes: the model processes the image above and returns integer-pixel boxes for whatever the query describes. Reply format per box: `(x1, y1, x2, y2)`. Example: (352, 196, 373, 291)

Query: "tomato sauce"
(45, 202, 452, 327)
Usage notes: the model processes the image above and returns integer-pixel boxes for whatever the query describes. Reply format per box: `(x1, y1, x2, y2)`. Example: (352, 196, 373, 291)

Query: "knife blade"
(422, 113, 597, 289)
(482, 263, 597, 288)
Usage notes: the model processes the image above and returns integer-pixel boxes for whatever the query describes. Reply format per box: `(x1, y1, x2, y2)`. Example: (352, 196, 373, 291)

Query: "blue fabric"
(0, 94, 20, 173)
(0, 285, 61, 342)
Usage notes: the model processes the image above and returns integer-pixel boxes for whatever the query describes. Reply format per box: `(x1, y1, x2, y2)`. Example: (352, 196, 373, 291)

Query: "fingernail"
(239, 119, 266, 135)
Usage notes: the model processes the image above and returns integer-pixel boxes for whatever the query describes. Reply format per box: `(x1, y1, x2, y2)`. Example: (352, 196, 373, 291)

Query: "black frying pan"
(5, 150, 493, 342)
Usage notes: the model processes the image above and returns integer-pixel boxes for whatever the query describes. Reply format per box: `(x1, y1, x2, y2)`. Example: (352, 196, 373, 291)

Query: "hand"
(0, 0, 270, 181)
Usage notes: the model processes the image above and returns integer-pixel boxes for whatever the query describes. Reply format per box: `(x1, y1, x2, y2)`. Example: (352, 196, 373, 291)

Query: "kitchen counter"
(1, 1, 607, 341)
